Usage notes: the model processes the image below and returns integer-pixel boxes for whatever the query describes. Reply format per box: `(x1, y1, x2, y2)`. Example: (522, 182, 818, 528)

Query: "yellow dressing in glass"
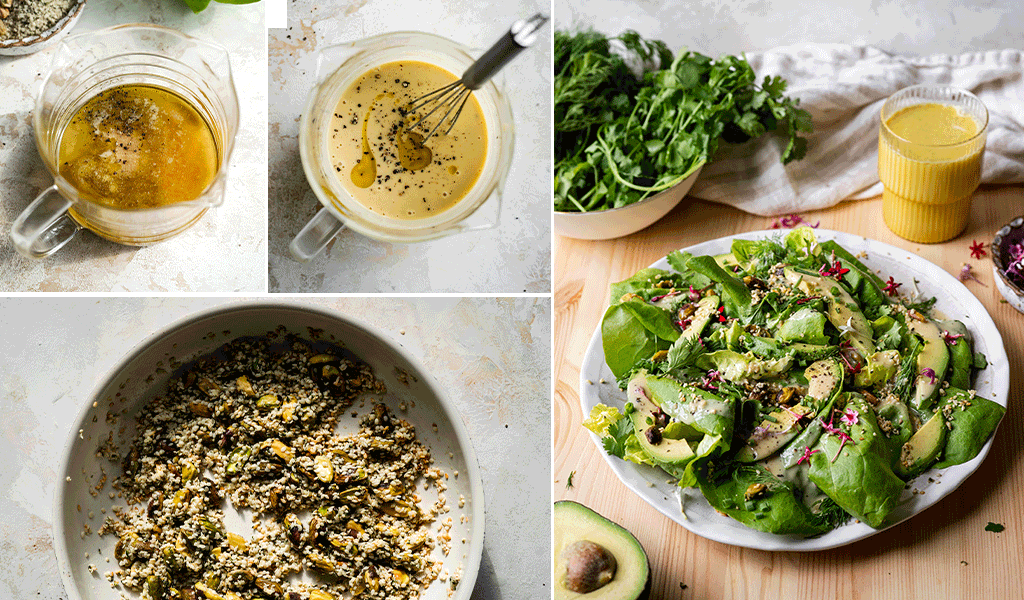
(878, 102, 985, 243)
(329, 60, 487, 220)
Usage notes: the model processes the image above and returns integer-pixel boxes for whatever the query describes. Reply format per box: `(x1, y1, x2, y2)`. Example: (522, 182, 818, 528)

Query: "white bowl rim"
(51, 300, 486, 600)
(553, 164, 704, 216)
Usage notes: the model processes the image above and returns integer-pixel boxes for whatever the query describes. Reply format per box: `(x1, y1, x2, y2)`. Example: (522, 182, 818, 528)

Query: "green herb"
(555, 29, 811, 213)
(601, 414, 634, 458)
(566, 470, 576, 489)
(985, 522, 1005, 533)
(180, 0, 260, 14)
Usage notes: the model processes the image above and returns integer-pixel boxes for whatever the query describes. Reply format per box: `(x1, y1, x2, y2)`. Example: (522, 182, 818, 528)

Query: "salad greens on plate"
(585, 228, 1004, 535)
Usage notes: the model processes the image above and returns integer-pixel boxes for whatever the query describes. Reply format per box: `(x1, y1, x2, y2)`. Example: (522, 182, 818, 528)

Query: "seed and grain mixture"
(99, 336, 449, 600)
(0, 0, 75, 40)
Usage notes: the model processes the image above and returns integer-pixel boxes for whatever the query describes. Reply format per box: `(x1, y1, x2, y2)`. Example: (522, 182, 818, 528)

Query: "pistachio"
(680, 303, 698, 318)
(281, 399, 297, 422)
(338, 486, 367, 504)
(775, 387, 797, 406)
(313, 455, 333, 483)
(235, 376, 254, 396)
(381, 500, 418, 519)
(146, 575, 163, 599)
(309, 591, 334, 600)
(255, 578, 282, 596)
(394, 568, 410, 585)
(226, 532, 246, 551)
(283, 514, 303, 546)
(200, 517, 223, 536)
(197, 377, 220, 397)
(309, 354, 337, 365)
(188, 402, 213, 418)
(651, 350, 669, 362)
(225, 446, 251, 475)
(180, 459, 198, 482)
(744, 482, 768, 501)
(172, 489, 191, 506)
(194, 583, 223, 600)
(270, 440, 294, 462)
(257, 394, 279, 409)
(346, 520, 364, 534)
(223, 593, 244, 600)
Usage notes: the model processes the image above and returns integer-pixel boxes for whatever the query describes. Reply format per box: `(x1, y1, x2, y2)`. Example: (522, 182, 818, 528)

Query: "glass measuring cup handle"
(10, 185, 81, 258)
(289, 207, 346, 262)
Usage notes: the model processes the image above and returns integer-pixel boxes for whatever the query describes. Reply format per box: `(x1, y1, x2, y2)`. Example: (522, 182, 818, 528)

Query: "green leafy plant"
(555, 29, 812, 213)
(181, 0, 261, 14)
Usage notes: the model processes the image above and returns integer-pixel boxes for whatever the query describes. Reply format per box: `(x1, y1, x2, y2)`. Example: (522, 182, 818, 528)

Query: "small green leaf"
(985, 522, 1005, 533)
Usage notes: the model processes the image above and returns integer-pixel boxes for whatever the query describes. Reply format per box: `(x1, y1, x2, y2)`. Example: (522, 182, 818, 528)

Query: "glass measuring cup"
(290, 31, 515, 260)
(11, 24, 239, 258)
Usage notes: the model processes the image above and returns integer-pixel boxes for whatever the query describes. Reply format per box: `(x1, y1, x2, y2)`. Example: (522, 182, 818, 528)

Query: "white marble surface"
(0, 0, 266, 292)
(557, 0, 1024, 57)
(0, 296, 550, 600)
(267, 0, 551, 293)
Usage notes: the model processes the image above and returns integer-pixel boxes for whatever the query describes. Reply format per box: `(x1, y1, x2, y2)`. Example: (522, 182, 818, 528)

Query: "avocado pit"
(559, 539, 617, 593)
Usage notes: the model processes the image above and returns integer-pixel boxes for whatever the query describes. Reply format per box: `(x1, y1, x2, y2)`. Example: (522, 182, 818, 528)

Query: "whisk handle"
(462, 13, 548, 90)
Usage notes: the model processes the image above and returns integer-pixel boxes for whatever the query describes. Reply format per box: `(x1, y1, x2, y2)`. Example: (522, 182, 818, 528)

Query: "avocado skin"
(554, 501, 651, 600)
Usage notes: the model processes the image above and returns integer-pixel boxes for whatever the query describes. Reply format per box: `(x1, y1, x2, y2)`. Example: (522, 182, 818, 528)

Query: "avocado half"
(554, 501, 651, 600)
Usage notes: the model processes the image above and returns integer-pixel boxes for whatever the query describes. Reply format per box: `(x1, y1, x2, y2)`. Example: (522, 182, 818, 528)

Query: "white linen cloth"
(688, 44, 1024, 216)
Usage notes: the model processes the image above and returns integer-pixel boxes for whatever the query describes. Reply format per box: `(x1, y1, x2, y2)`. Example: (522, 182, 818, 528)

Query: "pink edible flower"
(770, 214, 821, 229)
(650, 290, 681, 303)
(883, 276, 901, 297)
(688, 285, 702, 301)
(840, 408, 860, 427)
(818, 251, 850, 281)
(796, 445, 821, 465)
(920, 367, 937, 385)
(942, 331, 965, 345)
(958, 263, 987, 286)
(820, 411, 857, 462)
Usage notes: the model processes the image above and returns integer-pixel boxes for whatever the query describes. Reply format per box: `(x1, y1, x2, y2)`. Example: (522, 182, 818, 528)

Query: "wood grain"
(554, 188, 1024, 599)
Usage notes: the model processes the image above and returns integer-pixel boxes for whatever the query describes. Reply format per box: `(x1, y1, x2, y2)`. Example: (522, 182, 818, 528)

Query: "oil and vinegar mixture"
(58, 84, 219, 209)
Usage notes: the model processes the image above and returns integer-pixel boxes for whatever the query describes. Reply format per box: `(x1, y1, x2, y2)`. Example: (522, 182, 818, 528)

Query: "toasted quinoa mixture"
(99, 336, 447, 600)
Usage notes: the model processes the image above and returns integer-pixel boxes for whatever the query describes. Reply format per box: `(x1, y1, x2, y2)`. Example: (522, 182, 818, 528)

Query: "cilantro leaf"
(985, 522, 1005, 533)
(601, 414, 634, 458)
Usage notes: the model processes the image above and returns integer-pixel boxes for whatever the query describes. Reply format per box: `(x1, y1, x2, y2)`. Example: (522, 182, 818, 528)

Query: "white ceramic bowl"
(0, 0, 86, 56)
(53, 302, 484, 600)
(553, 166, 702, 241)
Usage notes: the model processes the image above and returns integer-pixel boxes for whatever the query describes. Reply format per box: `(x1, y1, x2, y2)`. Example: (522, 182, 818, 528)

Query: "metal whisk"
(404, 13, 548, 142)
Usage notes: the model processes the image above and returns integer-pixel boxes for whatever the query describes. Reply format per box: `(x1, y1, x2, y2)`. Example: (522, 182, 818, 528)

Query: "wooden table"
(553, 187, 1024, 599)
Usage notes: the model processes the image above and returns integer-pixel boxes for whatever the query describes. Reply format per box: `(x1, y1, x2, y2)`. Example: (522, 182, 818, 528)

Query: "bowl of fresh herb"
(553, 30, 812, 240)
(0, 0, 85, 55)
(992, 216, 1024, 314)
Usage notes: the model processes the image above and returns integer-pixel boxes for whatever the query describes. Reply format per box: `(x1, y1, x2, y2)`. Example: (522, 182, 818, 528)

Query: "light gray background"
(557, 0, 1024, 56)
(0, 0, 267, 292)
(0, 297, 551, 600)
(267, 0, 551, 293)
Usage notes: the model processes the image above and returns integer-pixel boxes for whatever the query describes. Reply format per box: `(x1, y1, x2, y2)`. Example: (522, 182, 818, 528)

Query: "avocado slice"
(906, 315, 950, 411)
(894, 411, 947, 479)
(787, 342, 838, 363)
(554, 501, 650, 600)
(784, 267, 875, 360)
(625, 373, 697, 465)
(713, 252, 739, 270)
(735, 404, 814, 462)
(637, 372, 735, 441)
(679, 295, 719, 341)
(804, 358, 843, 403)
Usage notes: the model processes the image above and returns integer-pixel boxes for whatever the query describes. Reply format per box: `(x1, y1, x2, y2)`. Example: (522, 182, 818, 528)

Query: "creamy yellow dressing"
(58, 85, 219, 209)
(328, 61, 487, 220)
(878, 102, 986, 243)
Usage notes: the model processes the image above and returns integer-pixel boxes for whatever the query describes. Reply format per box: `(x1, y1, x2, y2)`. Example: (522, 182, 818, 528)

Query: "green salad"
(585, 228, 1004, 535)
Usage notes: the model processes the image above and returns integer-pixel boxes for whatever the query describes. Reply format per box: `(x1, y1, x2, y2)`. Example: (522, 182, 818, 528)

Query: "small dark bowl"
(991, 216, 1024, 314)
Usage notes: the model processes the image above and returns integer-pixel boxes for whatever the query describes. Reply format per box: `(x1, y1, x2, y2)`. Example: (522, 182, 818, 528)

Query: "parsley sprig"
(555, 29, 812, 213)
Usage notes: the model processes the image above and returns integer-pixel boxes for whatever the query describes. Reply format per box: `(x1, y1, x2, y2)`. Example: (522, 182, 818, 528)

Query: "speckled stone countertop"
(0, 0, 266, 292)
(0, 296, 550, 599)
(268, 0, 551, 293)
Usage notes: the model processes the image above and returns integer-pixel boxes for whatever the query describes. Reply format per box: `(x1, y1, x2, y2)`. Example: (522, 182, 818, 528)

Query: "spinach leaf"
(934, 389, 1006, 468)
(619, 298, 681, 342)
(686, 255, 752, 319)
(610, 268, 679, 303)
(696, 464, 832, 536)
(807, 395, 904, 528)
(601, 303, 667, 378)
(947, 337, 973, 390)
